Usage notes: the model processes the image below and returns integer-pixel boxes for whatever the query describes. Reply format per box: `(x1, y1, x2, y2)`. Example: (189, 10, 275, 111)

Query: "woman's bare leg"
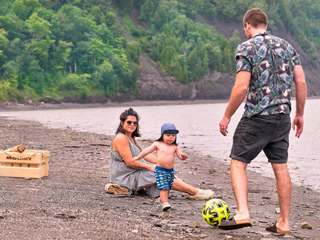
(138, 183, 156, 190)
(138, 178, 197, 195)
(172, 176, 198, 195)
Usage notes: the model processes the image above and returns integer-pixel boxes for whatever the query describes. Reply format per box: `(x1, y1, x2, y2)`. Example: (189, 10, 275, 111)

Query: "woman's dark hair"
(116, 108, 141, 137)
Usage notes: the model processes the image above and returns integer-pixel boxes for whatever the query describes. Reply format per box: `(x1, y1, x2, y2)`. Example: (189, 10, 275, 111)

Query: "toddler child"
(132, 123, 188, 211)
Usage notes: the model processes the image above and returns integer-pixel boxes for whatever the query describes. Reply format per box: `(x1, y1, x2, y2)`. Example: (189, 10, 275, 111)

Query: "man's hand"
(219, 116, 231, 136)
(132, 157, 137, 162)
(292, 116, 304, 138)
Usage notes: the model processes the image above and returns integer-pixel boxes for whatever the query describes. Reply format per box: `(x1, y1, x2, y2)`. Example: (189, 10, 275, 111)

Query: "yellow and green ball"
(202, 199, 230, 226)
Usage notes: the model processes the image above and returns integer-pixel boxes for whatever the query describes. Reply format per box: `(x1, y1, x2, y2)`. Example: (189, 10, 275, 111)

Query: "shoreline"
(0, 99, 229, 112)
(1, 95, 319, 112)
(0, 117, 319, 239)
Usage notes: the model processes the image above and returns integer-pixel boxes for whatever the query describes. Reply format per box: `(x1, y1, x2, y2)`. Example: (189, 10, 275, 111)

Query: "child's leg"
(160, 189, 169, 203)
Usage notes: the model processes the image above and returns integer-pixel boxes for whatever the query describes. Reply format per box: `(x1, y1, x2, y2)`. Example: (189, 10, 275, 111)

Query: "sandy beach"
(0, 114, 319, 239)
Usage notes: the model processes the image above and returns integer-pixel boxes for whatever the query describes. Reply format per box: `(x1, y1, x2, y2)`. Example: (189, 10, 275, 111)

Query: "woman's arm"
(176, 145, 188, 160)
(113, 134, 154, 171)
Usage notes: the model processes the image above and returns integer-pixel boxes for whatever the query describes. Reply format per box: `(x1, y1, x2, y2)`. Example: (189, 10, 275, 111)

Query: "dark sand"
(0, 102, 319, 239)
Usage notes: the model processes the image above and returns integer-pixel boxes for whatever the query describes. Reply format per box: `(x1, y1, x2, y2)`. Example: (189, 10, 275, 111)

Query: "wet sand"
(0, 116, 319, 239)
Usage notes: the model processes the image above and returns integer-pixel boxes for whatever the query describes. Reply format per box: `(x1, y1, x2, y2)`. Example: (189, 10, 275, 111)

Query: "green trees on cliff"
(136, 0, 320, 83)
(0, 0, 140, 101)
(196, 0, 320, 64)
(0, 0, 320, 102)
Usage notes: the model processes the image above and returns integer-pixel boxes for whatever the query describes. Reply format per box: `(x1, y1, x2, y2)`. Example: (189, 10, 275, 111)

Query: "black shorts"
(230, 114, 291, 164)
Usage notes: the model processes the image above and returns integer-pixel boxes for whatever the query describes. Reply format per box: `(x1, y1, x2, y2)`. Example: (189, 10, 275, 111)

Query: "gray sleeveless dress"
(109, 133, 160, 198)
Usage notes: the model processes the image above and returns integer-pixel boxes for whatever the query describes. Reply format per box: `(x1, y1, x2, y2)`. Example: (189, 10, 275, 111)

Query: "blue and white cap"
(156, 123, 179, 145)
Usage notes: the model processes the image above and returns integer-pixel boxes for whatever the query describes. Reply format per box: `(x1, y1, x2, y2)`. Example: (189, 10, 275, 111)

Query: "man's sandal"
(218, 217, 252, 230)
(266, 222, 290, 235)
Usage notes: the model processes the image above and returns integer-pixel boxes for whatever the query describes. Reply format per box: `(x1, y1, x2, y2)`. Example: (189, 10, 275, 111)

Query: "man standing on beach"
(218, 8, 307, 234)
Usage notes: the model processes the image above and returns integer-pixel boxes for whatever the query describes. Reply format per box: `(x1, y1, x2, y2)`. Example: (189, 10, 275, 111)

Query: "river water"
(0, 99, 319, 191)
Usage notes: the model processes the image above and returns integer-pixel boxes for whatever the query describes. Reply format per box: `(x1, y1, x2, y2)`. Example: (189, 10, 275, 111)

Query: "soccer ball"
(202, 199, 230, 226)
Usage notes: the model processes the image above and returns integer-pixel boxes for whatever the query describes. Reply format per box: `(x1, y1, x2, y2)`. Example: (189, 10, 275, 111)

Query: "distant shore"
(1, 95, 319, 112)
(0, 99, 229, 112)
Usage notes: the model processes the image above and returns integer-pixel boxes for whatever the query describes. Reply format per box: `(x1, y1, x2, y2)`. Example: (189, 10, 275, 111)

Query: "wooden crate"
(0, 150, 50, 179)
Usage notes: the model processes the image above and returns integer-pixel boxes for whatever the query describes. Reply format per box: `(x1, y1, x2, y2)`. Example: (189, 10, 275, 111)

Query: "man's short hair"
(243, 8, 268, 28)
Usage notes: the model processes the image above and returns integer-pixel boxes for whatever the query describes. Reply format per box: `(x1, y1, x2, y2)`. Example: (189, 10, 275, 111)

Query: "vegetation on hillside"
(0, 0, 319, 102)
(0, 0, 140, 101)
(135, 0, 320, 84)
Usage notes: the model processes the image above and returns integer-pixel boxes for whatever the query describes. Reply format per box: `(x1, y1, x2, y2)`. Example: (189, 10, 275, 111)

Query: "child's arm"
(132, 142, 157, 162)
(142, 152, 158, 164)
(135, 141, 158, 164)
(176, 145, 188, 160)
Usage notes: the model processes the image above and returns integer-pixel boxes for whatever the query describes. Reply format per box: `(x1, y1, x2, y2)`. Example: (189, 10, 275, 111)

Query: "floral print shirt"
(235, 31, 301, 118)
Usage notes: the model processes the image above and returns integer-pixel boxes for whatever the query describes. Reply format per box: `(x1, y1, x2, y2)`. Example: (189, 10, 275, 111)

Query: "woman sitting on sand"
(106, 108, 214, 200)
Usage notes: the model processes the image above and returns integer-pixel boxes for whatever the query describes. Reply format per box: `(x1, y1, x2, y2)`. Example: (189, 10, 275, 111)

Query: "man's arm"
(219, 71, 251, 136)
(292, 65, 307, 138)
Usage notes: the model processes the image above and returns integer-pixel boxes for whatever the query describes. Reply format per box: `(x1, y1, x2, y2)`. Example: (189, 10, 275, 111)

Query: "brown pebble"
(141, 233, 149, 237)
(160, 212, 169, 218)
(189, 222, 200, 228)
(301, 222, 312, 229)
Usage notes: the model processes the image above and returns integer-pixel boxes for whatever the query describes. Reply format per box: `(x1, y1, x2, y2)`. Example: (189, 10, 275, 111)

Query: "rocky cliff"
(136, 53, 236, 101)
(134, 16, 320, 101)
